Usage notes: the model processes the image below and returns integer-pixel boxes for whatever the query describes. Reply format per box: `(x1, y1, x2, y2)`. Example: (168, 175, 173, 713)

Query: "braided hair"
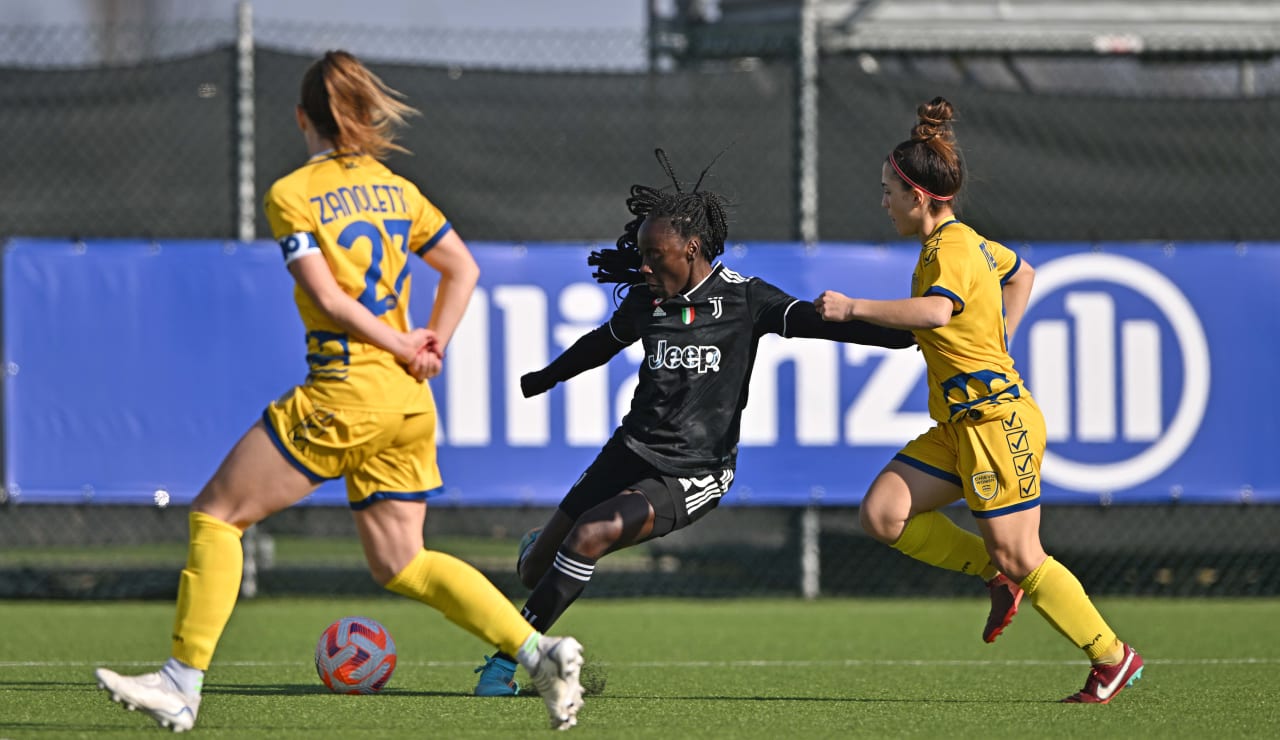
(589, 148, 730, 299)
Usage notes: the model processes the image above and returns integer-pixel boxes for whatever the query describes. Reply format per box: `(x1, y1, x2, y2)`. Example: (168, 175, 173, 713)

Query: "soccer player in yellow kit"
(816, 97, 1143, 704)
(94, 50, 584, 732)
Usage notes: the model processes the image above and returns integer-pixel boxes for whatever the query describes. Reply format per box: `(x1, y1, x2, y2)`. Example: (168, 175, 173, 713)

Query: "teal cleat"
(473, 654, 520, 697)
(517, 526, 543, 573)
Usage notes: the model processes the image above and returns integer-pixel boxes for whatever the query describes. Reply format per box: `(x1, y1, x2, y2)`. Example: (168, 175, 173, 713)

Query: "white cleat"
(528, 636, 585, 730)
(95, 667, 200, 733)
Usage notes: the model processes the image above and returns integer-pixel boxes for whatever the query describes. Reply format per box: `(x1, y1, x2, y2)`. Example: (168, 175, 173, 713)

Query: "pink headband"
(888, 154, 955, 202)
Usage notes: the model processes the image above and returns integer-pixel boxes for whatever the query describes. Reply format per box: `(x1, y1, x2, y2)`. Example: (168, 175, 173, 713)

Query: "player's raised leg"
(474, 507, 577, 696)
(862, 458, 1018, 640)
(357, 498, 584, 728)
(983, 572, 1024, 643)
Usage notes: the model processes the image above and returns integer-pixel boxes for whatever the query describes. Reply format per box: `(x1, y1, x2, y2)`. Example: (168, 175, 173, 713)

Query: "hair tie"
(888, 154, 955, 202)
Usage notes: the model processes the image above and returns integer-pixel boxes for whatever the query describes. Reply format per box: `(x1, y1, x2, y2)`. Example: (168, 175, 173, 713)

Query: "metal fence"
(4, 503, 1278, 599)
(2, 16, 1279, 244)
(2, 11, 1278, 600)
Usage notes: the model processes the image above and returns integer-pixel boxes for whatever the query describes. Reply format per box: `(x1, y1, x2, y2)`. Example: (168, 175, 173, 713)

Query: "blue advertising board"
(4, 238, 1277, 506)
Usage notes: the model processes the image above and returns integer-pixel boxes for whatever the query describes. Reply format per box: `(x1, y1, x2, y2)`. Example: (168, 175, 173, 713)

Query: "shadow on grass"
(208, 682, 475, 698)
(0, 678, 477, 700)
(595, 692, 1059, 704)
(1, 723, 166, 733)
(0, 679, 100, 690)
(0, 678, 1062, 705)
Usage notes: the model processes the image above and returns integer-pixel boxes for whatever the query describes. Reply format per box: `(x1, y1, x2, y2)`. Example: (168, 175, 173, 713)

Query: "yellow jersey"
(910, 219, 1027, 423)
(263, 150, 452, 412)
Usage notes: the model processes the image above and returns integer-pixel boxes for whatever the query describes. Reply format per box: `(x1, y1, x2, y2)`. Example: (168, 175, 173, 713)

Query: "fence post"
(241, 524, 260, 598)
(800, 505, 821, 599)
(236, 0, 256, 242)
(795, 0, 820, 244)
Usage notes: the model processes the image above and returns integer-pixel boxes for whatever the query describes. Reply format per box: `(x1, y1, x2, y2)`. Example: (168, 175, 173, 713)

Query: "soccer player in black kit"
(474, 150, 915, 695)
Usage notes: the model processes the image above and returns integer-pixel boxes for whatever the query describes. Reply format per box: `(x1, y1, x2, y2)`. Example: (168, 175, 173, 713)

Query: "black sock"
(519, 545, 597, 633)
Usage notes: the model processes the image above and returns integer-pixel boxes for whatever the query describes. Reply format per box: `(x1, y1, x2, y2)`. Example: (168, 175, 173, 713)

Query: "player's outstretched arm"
(784, 300, 916, 349)
(521, 324, 627, 397)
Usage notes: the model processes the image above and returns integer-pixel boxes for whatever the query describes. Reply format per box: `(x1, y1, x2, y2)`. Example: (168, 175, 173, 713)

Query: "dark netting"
(818, 54, 1280, 242)
(253, 48, 797, 243)
(2, 505, 1277, 599)
(2, 21, 1279, 601)
(3, 35, 1277, 243)
(0, 47, 236, 239)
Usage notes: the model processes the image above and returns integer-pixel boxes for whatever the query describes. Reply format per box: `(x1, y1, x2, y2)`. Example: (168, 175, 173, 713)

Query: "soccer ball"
(315, 616, 397, 694)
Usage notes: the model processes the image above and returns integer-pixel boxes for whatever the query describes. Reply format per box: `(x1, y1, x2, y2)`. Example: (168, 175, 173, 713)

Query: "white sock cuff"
(162, 656, 205, 697)
(515, 631, 542, 672)
(553, 551, 596, 582)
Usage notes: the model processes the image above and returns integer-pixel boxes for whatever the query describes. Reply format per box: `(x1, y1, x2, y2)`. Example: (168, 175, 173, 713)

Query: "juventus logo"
(709, 296, 723, 319)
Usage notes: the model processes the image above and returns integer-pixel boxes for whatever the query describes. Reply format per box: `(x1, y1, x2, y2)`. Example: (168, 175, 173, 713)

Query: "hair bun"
(911, 96, 955, 143)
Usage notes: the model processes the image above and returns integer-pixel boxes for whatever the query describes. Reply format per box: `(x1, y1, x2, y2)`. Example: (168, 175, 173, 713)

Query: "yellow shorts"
(261, 386, 443, 509)
(895, 397, 1046, 519)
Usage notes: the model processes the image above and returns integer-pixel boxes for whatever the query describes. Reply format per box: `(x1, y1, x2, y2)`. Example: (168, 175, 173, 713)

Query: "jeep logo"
(646, 339, 721, 373)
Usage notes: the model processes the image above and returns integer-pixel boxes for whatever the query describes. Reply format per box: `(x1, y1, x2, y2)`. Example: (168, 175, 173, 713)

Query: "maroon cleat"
(983, 573, 1023, 643)
(1062, 643, 1145, 704)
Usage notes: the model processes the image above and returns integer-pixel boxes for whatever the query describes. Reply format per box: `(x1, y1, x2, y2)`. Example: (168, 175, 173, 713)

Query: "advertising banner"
(5, 238, 1276, 506)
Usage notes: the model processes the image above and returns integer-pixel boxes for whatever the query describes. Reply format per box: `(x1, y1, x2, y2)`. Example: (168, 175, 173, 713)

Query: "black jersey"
(526, 262, 914, 476)
(604, 263, 796, 473)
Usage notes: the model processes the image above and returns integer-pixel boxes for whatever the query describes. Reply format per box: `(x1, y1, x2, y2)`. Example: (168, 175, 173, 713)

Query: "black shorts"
(559, 437, 735, 538)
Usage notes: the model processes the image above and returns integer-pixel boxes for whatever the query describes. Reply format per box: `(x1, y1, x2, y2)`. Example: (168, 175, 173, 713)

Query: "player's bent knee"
(564, 520, 619, 560)
(367, 552, 414, 587)
(858, 505, 900, 544)
(369, 564, 396, 588)
(986, 546, 1045, 584)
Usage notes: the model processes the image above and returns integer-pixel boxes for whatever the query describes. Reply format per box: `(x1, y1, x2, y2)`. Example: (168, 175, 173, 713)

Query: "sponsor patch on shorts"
(971, 471, 999, 500)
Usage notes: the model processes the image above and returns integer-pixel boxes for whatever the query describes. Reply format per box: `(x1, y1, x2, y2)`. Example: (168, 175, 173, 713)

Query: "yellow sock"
(386, 549, 535, 656)
(891, 511, 998, 581)
(1021, 556, 1123, 664)
(171, 512, 244, 671)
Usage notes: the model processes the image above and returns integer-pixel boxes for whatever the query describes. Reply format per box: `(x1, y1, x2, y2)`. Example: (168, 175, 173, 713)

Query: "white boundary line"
(3, 657, 1278, 669)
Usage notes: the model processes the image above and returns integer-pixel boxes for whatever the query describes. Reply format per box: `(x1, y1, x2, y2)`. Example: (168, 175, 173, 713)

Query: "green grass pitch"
(2, 597, 1278, 738)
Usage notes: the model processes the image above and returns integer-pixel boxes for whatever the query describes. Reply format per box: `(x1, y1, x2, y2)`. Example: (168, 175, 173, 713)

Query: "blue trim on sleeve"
(892, 453, 962, 486)
(971, 498, 1042, 519)
(924, 286, 965, 315)
(349, 486, 445, 510)
(1000, 254, 1022, 286)
(414, 221, 453, 256)
(260, 410, 332, 483)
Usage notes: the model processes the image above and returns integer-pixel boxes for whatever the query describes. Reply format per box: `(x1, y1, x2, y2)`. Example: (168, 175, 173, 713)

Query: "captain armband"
(278, 232, 321, 265)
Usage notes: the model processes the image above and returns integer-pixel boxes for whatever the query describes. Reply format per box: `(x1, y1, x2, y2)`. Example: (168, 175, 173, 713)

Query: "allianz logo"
(433, 257, 1208, 494)
(1017, 253, 1210, 492)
